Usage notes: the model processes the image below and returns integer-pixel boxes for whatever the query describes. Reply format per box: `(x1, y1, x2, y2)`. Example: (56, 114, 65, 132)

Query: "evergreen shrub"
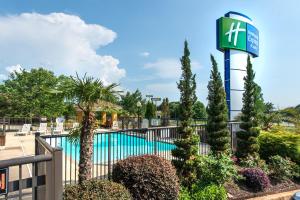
(63, 179, 131, 200)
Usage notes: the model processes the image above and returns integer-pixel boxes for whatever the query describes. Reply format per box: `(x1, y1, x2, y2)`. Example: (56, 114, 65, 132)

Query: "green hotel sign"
(217, 17, 259, 57)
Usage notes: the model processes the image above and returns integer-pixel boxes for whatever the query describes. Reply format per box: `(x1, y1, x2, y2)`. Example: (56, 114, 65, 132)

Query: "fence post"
(154, 129, 158, 155)
(108, 132, 112, 179)
(46, 147, 63, 200)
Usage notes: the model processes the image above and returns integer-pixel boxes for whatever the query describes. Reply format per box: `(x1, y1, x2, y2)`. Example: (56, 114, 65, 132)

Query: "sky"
(0, 0, 299, 108)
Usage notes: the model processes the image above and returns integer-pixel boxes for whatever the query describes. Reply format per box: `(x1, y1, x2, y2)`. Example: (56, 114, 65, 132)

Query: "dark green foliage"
(180, 184, 227, 200)
(268, 155, 293, 180)
(161, 98, 170, 126)
(0, 68, 66, 117)
(239, 154, 269, 174)
(169, 101, 181, 119)
(192, 101, 207, 119)
(144, 101, 156, 120)
(280, 106, 300, 126)
(172, 41, 199, 187)
(236, 56, 260, 159)
(195, 154, 239, 185)
(241, 168, 270, 191)
(258, 131, 300, 164)
(112, 155, 180, 200)
(63, 179, 132, 200)
(293, 163, 300, 181)
(206, 55, 230, 154)
(120, 89, 145, 116)
(259, 102, 281, 131)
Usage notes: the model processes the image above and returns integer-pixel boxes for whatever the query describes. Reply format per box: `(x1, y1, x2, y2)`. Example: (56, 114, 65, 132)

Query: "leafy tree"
(169, 101, 181, 119)
(161, 98, 170, 126)
(206, 55, 230, 154)
(65, 74, 119, 184)
(260, 102, 281, 130)
(236, 56, 260, 159)
(0, 68, 65, 118)
(192, 101, 207, 119)
(119, 89, 145, 116)
(280, 106, 300, 126)
(145, 101, 156, 120)
(171, 41, 199, 187)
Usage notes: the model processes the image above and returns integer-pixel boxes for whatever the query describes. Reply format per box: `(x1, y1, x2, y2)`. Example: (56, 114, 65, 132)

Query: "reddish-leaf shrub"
(241, 168, 270, 191)
(112, 155, 180, 200)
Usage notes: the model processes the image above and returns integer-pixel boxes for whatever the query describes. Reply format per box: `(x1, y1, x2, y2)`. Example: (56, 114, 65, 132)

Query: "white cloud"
(0, 12, 125, 83)
(144, 58, 202, 79)
(146, 82, 178, 98)
(5, 64, 23, 74)
(140, 52, 150, 57)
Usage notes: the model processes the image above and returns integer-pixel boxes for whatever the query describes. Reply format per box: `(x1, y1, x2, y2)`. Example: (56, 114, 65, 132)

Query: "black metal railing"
(0, 134, 63, 200)
(41, 123, 240, 185)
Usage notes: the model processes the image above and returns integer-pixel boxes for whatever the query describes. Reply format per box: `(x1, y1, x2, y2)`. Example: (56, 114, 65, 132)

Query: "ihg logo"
(225, 21, 246, 46)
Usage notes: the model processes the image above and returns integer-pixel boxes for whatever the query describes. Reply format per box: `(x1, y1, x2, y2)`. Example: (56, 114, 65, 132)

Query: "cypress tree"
(172, 40, 199, 187)
(206, 55, 230, 154)
(161, 98, 170, 126)
(236, 55, 260, 159)
(145, 100, 156, 120)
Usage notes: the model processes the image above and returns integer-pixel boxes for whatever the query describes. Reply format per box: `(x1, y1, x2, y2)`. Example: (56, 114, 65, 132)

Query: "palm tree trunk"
(78, 111, 95, 184)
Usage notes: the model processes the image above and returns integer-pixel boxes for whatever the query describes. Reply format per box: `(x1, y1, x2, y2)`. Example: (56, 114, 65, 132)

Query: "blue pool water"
(46, 133, 176, 164)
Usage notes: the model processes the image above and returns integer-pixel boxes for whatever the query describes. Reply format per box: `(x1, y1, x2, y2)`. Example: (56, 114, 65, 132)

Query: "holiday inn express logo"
(217, 17, 259, 57)
(225, 21, 246, 46)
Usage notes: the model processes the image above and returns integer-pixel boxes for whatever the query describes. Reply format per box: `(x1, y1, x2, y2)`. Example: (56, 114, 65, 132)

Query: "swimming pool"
(46, 132, 176, 164)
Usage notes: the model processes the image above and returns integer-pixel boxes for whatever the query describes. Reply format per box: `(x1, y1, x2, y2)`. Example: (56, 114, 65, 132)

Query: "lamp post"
(137, 101, 142, 129)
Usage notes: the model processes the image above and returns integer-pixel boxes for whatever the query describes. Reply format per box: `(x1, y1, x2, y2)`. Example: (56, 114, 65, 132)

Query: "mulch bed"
(226, 178, 300, 200)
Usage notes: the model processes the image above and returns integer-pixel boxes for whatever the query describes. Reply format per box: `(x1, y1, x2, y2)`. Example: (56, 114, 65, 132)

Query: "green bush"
(239, 154, 269, 174)
(63, 179, 132, 200)
(179, 187, 191, 200)
(268, 155, 293, 180)
(191, 183, 227, 200)
(258, 130, 300, 164)
(195, 154, 239, 185)
(179, 184, 227, 200)
(112, 155, 180, 200)
(292, 163, 300, 180)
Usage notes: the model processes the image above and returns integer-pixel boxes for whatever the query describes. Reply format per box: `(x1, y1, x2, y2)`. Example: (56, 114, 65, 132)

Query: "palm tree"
(65, 73, 119, 184)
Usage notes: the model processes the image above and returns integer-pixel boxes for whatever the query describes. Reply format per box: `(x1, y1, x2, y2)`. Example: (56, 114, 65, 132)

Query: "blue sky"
(0, 0, 299, 108)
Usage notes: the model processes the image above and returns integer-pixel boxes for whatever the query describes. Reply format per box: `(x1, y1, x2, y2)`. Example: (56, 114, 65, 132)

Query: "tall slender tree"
(236, 56, 260, 159)
(206, 55, 230, 154)
(161, 98, 170, 126)
(145, 100, 156, 120)
(65, 74, 119, 184)
(172, 41, 198, 187)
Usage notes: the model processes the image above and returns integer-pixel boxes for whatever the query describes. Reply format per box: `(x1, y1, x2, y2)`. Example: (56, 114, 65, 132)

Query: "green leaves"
(119, 89, 145, 116)
(206, 55, 230, 154)
(0, 68, 66, 118)
(237, 55, 261, 159)
(172, 41, 199, 187)
(65, 73, 119, 112)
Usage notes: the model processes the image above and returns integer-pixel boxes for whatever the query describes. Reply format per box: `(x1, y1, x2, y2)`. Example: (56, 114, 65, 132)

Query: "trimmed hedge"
(112, 155, 180, 200)
(258, 130, 300, 164)
(63, 179, 131, 200)
(241, 168, 270, 191)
